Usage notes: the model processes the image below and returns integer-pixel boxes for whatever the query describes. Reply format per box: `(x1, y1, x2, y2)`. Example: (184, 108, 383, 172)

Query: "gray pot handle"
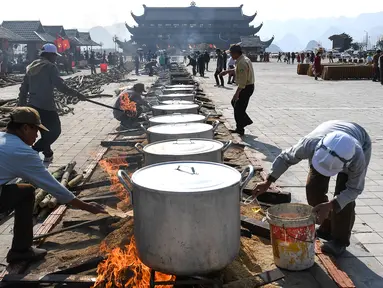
(222, 140, 232, 152)
(117, 170, 134, 205)
(212, 120, 220, 132)
(140, 123, 148, 133)
(134, 143, 145, 154)
(204, 112, 211, 122)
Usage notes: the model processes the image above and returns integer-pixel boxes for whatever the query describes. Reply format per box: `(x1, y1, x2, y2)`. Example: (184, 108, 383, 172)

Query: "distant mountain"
(275, 34, 303, 52)
(266, 44, 282, 53)
(89, 26, 115, 48)
(104, 23, 131, 42)
(257, 11, 383, 50)
(305, 40, 320, 51)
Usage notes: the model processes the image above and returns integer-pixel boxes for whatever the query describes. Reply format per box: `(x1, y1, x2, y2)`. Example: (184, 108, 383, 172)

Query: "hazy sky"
(1, 0, 383, 29)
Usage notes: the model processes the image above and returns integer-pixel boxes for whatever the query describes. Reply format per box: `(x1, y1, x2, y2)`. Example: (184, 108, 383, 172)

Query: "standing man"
(227, 55, 236, 84)
(0, 107, 106, 263)
(18, 43, 85, 162)
(253, 120, 371, 257)
(204, 51, 210, 71)
(222, 50, 228, 70)
(372, 50, 381, 82)
(197, 52, 205, 77)
(89, 50, 96, 74)
(187, 55, 197, 76)
(134, 52, 140, 75)
(214, 49, 224, 87)
(220, 45, 254, 135)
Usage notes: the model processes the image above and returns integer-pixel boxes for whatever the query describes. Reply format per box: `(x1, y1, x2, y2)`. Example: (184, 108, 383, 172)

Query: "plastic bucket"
(266, 203, 315, 271)
(100, 63, 108, 73)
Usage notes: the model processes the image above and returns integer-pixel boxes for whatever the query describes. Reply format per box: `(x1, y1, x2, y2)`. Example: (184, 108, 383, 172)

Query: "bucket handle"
(281, 224, 315, 244)
(117, 170, 134, 205)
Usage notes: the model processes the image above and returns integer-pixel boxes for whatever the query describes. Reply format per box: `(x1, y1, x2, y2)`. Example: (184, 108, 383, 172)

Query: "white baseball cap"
(312, 131, 356, 177)
(40, 43, 61, 56)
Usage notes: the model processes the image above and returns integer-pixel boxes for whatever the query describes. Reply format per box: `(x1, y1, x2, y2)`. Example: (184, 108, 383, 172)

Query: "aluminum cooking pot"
(160, 100, 195, 106)
(149, 113, 207, 127)
(142, 121, 219, 143)
(165, 85, 196, 89)
(157, 93, 195, 102)
(151, 103, 200, 116)
(162, 88, 195, 95)
(118, 162, 254, 275)
(135, 138, 232, 166)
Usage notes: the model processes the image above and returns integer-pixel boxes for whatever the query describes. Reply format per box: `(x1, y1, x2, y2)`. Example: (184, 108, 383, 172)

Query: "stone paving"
(0, 70, 155, 271)
(199, 61, 383, 288)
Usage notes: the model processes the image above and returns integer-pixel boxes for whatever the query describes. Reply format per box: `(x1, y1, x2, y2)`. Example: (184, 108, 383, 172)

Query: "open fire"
(97, 156, 175, 287)
(120, 91, 137, 116)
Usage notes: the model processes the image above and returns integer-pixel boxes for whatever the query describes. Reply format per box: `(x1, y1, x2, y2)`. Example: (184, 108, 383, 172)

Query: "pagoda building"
(125, 2, 273, 52)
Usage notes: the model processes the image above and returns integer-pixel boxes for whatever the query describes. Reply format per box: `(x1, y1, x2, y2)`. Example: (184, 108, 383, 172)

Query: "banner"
(54, 38, 63, 53)
(62, 39, 70, 51)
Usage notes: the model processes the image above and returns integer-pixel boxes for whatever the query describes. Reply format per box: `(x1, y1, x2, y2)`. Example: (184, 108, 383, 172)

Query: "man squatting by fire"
(253, 120, 371, 257)
(0, 107, 107, 263)
(113, 83, 150, 128)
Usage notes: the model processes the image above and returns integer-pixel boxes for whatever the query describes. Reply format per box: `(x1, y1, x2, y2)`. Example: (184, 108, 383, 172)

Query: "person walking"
(313, 52, 322, 80)
(253, 120, 371, 257)
(18, 44, 86, 162)
(187, 55, 197, 76)
(372, 50, 381, 82)
(291, 52, 296, 64)
(204, 51, 210, 71)
(227, 56, 236, 84)
(214, 49, 224, 87)
(89, 50, 96, 74)
(134, 52, 140, 75)
(220, 45, 254, 136)
(277, 52, 282, 63)
(222, 50, 228, 70)
(197, 53, 205, 77)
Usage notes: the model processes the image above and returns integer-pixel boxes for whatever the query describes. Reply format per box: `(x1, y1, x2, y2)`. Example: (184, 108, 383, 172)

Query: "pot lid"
(148, 123, 212, 134)
(150, 114, 205, 124)
(163, 88, 195, 91)
(161, 100, 194, 105)
(152, 104, 198, 111)
(159, 94, 195, 97)
(132, 161, 241, 192)
(144, 139, 223, 155)
(165, 85, 195, 89)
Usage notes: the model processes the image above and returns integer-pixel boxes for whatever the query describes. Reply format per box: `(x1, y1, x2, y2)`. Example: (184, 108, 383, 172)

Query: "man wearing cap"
(253, 120, 372, 256)
(0, 107, 106, 263)
(113, 83, 150, 128)
(220, 44, 255, 136)
(18, 43, 86, 162)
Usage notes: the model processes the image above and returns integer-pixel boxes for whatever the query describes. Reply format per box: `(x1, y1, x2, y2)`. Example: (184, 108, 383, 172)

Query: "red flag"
(62, 39, 70, 51)
(54, 38, 63, 53)
(209, 44, 213, 48)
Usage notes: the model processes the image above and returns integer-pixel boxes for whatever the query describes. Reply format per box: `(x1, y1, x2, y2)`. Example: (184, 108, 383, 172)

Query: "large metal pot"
(135, 138, 232, 166)
(143, 121, 219, 143)
(149, 113, 207, 127)
(118, 163, 254, 275)
(165, 85, 196, 89)
(160, 100, 194, 106)
(158, 93, 195, 102)
(152, 103, 199, 116)
(162, 88, 195, 94)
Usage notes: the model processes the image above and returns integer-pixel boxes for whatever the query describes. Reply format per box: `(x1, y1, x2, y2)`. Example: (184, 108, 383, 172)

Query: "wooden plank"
(315, 241, 356, 288)
(240, 216, 270, 240)
(70, 180, 111, 192)
(3, 274, 96, 285)
(223, 268, 284, 288)
(101, 140, 142, 147)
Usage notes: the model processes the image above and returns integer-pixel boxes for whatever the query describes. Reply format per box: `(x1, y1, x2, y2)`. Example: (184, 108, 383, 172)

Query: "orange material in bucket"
(266, 203, 315, 271)
(100, 63, 108, 73)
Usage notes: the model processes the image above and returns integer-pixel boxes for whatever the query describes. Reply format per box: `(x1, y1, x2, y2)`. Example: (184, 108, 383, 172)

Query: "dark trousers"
(214, 69, 224, 86)
(90, 64, 96, 74)
(192, 65, 197, 76)
(31, 107, 61, 157)
(306, 167, 355, 246)
(373, 66, 380, 81)
(0, 184, 35, 252)
(199, 64, 205, 77)
(135, 64, 139, 75)
(205, 62, 209, 71)
(228, 65, 235, 83)
(231, 84, 254, 131)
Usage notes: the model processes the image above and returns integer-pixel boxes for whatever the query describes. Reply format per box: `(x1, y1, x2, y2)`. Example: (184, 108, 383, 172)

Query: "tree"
(350, 42, 362, 51)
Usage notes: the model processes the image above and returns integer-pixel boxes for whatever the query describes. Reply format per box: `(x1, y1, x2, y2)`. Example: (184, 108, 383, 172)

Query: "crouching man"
(253, 120, 371, 256)
(0, 107, 106, 263)
(113, 83, 150, 129)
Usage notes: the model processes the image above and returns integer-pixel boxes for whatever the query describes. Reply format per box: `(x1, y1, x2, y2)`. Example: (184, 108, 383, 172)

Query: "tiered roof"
(240, 35, 275, 48)
(1, 20, 55, 43)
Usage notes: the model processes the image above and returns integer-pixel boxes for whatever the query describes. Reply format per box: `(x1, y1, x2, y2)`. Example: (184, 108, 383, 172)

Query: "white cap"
(40, 43, 61, 56)
(312, 131, 356, 177)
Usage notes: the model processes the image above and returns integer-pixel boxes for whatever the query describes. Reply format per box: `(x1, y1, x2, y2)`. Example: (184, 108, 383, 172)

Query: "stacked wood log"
(0, 75, 24, 88)
(322, 65, 374, 80)
(34, 162, 84, 220)
(297, 64, 310, 75)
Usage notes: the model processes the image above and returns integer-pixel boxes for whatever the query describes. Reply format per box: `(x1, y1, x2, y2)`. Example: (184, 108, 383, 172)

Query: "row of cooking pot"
(117, 91, 255, 276)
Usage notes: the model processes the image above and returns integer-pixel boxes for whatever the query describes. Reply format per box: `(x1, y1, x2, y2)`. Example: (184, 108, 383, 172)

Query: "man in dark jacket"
(18, 44, 85, 162)
(204, 51, 210, 71)
(214, 49, 224, 87)
(187, 55, 197, 76)
(222, 50, 228, 70)
(197, 53, 205, 77)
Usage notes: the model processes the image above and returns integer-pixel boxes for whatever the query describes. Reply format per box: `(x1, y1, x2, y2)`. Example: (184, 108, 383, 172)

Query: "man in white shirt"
(227, 56, 236, 84)
(0, 107, 106, 263)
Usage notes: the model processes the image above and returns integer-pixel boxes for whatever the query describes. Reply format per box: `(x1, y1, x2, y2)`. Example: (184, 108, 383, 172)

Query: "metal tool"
(85, 98, 124, 112)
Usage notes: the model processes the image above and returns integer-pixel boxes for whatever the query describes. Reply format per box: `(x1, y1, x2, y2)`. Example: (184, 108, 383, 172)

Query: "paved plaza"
(199, 61, 383, 288)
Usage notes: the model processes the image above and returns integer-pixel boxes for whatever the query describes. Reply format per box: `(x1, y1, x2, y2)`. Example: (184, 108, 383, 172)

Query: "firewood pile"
(0, 74, 24, 88)
(0, 65, 136, 127)
(322, 65, 374, 80)
(33, 161, 84, 221)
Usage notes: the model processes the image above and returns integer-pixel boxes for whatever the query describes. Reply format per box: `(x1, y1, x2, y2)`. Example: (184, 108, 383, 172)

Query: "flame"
(120, 91, 137, 116)
(99, 158, 131, 204)
(93, 237, 175, 288)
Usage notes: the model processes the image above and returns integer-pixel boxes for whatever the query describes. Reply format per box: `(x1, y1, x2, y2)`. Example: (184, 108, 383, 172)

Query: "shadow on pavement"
(242, 134, 282, 163)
